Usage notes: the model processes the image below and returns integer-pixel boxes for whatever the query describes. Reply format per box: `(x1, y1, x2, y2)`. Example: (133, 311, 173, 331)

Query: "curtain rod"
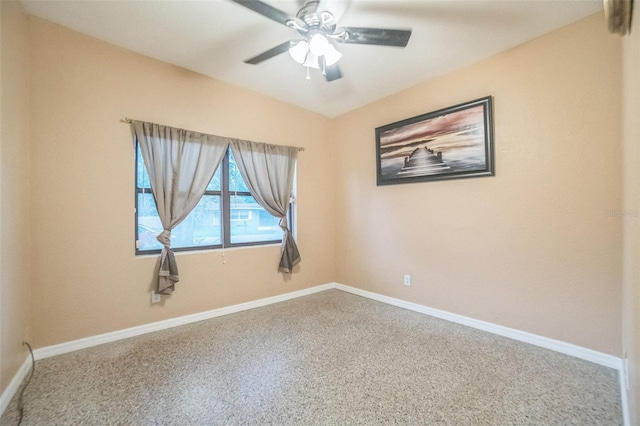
(121, 117, 304, 152)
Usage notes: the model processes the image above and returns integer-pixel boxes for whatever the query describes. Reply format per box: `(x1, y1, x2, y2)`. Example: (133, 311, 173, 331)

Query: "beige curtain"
(230, 139, 301, 273)
(132, 121, 229, 294)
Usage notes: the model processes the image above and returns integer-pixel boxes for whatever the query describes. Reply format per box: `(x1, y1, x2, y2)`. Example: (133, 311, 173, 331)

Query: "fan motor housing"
(296, 1, 337, 34)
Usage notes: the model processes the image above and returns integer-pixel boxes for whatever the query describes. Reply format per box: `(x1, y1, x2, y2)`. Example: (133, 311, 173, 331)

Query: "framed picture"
(375, 96, 494, 186)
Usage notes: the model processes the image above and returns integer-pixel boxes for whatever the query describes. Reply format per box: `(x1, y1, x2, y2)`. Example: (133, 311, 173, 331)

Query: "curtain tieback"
(157, 229, 172, 247)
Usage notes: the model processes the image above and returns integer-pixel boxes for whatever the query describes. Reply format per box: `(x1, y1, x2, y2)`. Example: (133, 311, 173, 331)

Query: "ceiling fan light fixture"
(323, 43, 342, 66)
(308, 32, 330, 56)
(288, 40, 309, 64)
(303, 51, 320, 69)
(233, 0, 413, 82)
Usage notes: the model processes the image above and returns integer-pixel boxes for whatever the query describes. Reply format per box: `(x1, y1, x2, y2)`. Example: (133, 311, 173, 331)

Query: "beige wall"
(27, 16, 335, 348)
(622, 12, 640, 424)
(333, 13, 623, 355)
(0, 1, 32, 395)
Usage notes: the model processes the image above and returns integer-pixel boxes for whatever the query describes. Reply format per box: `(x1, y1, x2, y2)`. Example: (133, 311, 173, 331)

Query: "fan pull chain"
(306, 66, 310, 80)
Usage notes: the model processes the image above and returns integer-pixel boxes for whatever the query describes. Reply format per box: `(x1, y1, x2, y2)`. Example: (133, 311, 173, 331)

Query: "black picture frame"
(375, 96, 494, 186)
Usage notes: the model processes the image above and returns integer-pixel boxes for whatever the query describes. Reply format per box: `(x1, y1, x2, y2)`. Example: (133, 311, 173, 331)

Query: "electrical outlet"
(151, 292, 161, 304)
(404, 274, 411, 286)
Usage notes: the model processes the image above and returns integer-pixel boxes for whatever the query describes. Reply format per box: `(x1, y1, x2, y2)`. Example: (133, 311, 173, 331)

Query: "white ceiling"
(21, 0, 602, 117)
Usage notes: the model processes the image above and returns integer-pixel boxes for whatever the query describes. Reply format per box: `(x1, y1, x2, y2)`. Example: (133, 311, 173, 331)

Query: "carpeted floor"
(1, 289, 622, 425)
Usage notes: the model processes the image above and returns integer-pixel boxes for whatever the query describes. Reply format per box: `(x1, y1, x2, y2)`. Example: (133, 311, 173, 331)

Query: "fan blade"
(230, 0, 292, 26)
(324, 64, 342, 82)
(339, 27, 411, 47)
(244, 41, 291, 64)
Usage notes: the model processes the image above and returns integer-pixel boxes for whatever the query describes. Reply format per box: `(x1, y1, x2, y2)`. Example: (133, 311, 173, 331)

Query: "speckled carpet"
(1, 289, 622, 425)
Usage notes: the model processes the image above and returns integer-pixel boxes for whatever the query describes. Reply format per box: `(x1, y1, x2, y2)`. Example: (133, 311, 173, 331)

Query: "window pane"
(137, 193, 164, 251)
(136, 144, 151, 188)
(228, 150, 250, 193)
(230, 195, 283, 244)
(137, 193, 222, 252)
(207, 165, 221, 191)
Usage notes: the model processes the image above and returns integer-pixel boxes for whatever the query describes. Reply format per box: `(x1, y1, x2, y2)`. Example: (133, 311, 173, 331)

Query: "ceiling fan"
(230, 0, 412, 82)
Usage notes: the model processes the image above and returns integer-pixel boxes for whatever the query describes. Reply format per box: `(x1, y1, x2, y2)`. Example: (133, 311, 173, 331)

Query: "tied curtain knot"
(157, 229, 172, 247)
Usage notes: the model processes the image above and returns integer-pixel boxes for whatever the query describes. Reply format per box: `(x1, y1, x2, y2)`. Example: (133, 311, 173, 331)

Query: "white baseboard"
(620, 365, 630, 426)
(0, 354, 32, 418)
(33, 282, 623, 370)
(4, 282, 627, 423)
(332, 283, 623, 371)
(34, 283, 334, 360)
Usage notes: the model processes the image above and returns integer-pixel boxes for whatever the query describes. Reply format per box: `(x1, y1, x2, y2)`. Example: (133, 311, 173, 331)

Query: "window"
(135, 144, 292, 254)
